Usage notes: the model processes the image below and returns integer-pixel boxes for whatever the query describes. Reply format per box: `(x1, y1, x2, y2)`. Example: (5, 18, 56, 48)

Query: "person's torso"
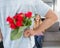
(34, 21, 44, 36)
(0, 0, 36, 38)
(0, 0, 36, 48)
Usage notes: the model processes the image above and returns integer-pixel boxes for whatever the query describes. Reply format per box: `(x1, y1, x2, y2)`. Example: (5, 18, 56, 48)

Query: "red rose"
(13, 15, 18, 20)
(10, 23, 16, 29)
(13, 13, 23, 19)
(16, 21, 23, 27)
(13, 13, 23, 21)
(16, 13, 24, 17)
(19, 13, 24, 15)
(17, 15, 23, 21)
(25, 12, 32, 18)
(7, 16, 14, 24)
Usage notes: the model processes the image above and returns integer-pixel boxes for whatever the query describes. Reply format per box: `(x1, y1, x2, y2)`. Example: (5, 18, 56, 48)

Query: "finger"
(24, 32, 30, 37)
(25, 30, 29, 32)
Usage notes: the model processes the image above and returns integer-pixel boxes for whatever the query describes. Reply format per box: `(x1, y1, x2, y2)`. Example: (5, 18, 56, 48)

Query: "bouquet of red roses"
(6, 12, 33, 40)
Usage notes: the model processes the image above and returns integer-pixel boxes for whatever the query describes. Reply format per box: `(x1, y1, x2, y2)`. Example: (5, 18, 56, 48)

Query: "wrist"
(33, 29, 38, 35)
(33, 28, 43, 35)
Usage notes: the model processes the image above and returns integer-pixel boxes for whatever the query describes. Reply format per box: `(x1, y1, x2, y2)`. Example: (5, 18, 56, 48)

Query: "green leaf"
(11, 31, 23, 40)
(32, 16, 35, 18)
(11, 26, 28, 40)
(23, 17, 32, 26)
(11, 29, 18, 40)
(18, 26, 28, 32)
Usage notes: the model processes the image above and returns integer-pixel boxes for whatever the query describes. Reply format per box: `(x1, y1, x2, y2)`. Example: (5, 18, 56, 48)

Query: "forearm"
(0, 29, 3, 42)
(34, 10, 58, 34)
(35, 18, 57, 33)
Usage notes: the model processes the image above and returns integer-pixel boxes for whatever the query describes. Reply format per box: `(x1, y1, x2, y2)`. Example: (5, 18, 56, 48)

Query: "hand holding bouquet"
(6, 12, 33, 40)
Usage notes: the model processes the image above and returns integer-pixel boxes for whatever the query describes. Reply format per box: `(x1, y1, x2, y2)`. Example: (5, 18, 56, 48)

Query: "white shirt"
(0, 0, 50, 48)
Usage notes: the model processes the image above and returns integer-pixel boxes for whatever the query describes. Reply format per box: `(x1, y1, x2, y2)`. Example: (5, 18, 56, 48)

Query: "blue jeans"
(35, 35, 44, 48)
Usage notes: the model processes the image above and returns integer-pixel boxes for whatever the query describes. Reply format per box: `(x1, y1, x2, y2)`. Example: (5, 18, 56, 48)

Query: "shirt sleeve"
(35, 0, 51, 17)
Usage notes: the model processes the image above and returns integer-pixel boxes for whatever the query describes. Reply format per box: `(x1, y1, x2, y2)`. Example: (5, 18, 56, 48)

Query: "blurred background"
(42, 0, 60, 48)
(42, 0, 60, 25)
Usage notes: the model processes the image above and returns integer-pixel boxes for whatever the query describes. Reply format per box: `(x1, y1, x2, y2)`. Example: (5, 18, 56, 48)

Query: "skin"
(24, 9, 58, 37)
(0, 29, 3, 41)
(33, 15, 42, 30)
(0, 10, 58, 38)
(35, 14, 41, 22)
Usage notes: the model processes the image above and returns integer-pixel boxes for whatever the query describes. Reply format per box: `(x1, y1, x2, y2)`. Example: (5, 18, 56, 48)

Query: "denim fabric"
(35, 35, 44, 48)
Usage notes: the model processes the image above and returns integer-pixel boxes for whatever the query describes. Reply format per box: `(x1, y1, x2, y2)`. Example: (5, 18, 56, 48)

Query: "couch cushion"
(44, 32, 60, 41)
(46, 22, 59, 32)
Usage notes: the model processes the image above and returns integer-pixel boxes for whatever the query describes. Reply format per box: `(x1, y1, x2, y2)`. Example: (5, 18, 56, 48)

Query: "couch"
(43, 22, 60, 47)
